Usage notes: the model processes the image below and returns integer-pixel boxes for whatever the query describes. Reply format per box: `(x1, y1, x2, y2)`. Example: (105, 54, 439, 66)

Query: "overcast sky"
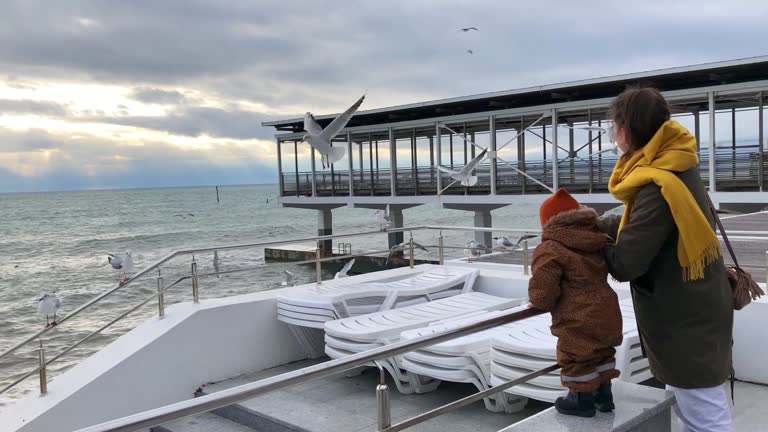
(0, 0, 766, 192)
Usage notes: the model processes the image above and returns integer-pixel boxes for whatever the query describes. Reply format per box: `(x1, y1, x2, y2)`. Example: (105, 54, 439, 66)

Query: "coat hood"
(541, 207, 608, 253)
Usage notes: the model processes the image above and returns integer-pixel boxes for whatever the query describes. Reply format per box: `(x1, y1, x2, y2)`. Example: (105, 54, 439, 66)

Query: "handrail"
(76, 306, 546, 432)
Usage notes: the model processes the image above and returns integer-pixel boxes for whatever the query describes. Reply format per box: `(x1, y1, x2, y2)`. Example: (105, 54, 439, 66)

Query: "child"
(528, 188, 623, 418)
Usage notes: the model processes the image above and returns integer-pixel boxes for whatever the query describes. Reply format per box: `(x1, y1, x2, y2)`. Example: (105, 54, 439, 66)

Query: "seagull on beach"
(385, 241, 430, 266)
(334, 258, 355, 279)
(108, 252, 134, 284)
(37, 291, 62, 327)
(282, 270, 295, 286)
(303, 94, 366, 169)
(458, 27, 479, 32)
(438, 148, 488, 188)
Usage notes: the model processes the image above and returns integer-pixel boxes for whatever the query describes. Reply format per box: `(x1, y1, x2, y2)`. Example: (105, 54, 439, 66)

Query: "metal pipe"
(552, 108, 559, 190)
(76, 307, 545, 432)
(522, 240, 530, 275)
(315, 242, 322, 284)
(157, 271, 165, 318)
(383, 364, 559, 432)
(765, 250, 767, 286)
(489, 115, 497, 195)
(409, 237, 415, 269)
(38, 340, 47, 396)
(374, 361, 391, 431)
(191, 259, 199, 304)
(438, 235, 444, 265)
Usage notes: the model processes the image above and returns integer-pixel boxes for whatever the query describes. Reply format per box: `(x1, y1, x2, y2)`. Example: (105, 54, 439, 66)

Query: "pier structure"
(264, 57, 768, 253)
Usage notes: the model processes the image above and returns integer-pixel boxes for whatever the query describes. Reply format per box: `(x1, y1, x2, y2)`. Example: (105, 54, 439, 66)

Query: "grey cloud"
(129, 87, 190, 105)
(0, 99, 70, 116)
(2, 0, 767, 111)
(81, 106, 279, 140)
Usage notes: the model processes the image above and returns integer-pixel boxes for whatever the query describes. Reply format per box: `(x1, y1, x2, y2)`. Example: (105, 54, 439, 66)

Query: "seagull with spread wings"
(303, 94, 366, 169)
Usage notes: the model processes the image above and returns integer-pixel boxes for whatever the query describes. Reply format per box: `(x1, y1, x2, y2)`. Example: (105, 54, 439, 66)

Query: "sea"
(0, 184, 540, 406)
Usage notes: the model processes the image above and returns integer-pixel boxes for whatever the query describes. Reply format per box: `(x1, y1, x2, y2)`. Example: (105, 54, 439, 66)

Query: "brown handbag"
(706, 196, 765, 310)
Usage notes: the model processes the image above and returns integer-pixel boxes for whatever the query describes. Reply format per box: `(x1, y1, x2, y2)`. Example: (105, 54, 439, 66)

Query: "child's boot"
(555, 391, 596, 418)
(594, 382, 615, 412)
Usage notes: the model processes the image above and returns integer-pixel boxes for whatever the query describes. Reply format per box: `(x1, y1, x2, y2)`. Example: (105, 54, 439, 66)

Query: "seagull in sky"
(458, 27, 479, 32)
(303, 94, 366, 169)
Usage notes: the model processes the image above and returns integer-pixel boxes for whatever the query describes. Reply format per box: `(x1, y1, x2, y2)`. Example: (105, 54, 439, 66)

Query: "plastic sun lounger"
(323, 292, 526, 394)
(277, 265, 480, 329)
(489, 299, 649, 403)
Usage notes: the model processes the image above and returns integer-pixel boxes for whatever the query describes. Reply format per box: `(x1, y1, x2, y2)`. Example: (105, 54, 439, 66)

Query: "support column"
(347, 132, 354, 196)
(708, 92, 716, 192)
(490, 116, 497, 195)
(552, 108, 559, 190)
(276, 138, 284, 196)
(293, 140, 300, 197)
(317, 208, 332, 257)
(436, 122, 443, 193)
(474, 210, 493, 249)
(389, 127, 397, 196)
(759, 91, 764, 192)
(387, 208, 404, 249)
(694, 110, 701, 152)
(369, 135, 375, 196)
(311, 148, 317, 196)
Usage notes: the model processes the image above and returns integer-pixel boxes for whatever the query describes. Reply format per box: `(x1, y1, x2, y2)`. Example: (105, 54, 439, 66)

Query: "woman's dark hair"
(609, 86, 671, 151)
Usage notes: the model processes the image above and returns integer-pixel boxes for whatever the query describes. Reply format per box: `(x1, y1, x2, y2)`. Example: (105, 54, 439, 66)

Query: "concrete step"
(152, 412, 257, 432)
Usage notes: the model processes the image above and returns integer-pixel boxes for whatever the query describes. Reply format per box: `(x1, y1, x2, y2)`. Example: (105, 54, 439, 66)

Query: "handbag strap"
(705, 194, 740, 268)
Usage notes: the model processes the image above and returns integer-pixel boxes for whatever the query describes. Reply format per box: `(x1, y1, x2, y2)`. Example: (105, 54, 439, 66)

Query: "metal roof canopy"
(262, 56, 768, 133)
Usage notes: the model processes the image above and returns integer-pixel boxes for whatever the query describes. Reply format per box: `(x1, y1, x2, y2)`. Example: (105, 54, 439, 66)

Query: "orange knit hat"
(540, 188, 580, 226)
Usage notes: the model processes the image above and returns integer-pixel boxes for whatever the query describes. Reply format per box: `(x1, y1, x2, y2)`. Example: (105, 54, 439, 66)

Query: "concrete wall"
(1, 291, 306, 432)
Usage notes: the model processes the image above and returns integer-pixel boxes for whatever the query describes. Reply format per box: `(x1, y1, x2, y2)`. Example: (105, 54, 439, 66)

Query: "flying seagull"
(466, 49, 474, 55)
(282, 270, 295, 286)
(174, 214, 186, 219)
(458, 27, 479, 32)
(438, 148, 488, 187)
(334, 258, 356, 279)
(37, 291, 62, 327)
(385, 241, 429, 266)
(303, 94, 366, 169)
(516, 234, 538, 246)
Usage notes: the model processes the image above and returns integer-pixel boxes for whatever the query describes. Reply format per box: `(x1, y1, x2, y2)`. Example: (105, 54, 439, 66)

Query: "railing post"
(374, 362, 391, 431)
(522, 240, 530, 276)
(157, 270, 165, 318)
(438, 235, 444, 265)
(191, 258, 199, 304)
(765, 251, 767, 287)
(38, 340, 47, 396)
(316, 241, 322, 284)
(409, 237, 415, 269)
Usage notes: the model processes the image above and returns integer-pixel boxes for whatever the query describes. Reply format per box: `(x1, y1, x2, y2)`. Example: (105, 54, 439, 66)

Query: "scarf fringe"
(682, 240, 722, 282)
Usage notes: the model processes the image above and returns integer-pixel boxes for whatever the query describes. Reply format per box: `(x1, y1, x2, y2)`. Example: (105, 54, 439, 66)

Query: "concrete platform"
(200, 358, 550, 432)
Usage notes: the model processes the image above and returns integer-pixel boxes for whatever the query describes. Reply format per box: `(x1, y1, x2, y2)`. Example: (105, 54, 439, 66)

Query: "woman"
(597, 87, 734, 431)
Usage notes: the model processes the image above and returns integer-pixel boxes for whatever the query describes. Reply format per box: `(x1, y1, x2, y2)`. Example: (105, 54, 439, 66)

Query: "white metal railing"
(75, 306, 553, 432)
(0, 225, 540, 398)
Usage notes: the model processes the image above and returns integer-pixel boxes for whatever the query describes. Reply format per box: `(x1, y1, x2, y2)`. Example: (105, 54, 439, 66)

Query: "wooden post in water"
(216, 186, 220, 204)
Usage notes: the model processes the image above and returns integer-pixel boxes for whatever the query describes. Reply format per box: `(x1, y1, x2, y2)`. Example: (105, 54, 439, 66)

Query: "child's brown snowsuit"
(529, 206, 623, 392)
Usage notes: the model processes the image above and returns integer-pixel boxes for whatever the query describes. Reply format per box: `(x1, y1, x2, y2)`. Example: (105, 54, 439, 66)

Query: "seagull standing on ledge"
(303, 94, 366, 169)
(38, 292, 61, 327)
(108, 252, 134, 284)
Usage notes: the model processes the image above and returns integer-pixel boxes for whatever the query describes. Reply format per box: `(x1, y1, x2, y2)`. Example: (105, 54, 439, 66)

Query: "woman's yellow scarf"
(609, 120, 721, 281)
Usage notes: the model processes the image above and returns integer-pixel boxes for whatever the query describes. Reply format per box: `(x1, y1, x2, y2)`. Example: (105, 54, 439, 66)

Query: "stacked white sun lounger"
(489, 299, 650, 403)
(324, 292, 526, 394)
(277, 265, 480, 357)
